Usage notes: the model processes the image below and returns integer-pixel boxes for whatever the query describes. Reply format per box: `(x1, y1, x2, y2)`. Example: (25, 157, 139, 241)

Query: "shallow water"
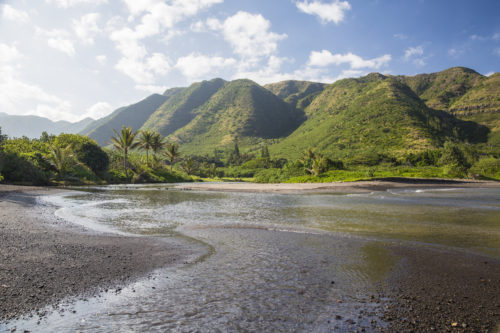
(2, 184, 500, 332)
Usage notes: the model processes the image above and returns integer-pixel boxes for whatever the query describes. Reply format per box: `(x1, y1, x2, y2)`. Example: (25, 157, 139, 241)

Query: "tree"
(46, 144, 76, 178)
(438, 142, 471, 177)
(164, 142, 181, 171)
(181, 157, 197, 175)
(261, 145, 270, 159)
(306, 154, 328, 176)
(110, 126, 139, 179)
(138, 129, 155, 167)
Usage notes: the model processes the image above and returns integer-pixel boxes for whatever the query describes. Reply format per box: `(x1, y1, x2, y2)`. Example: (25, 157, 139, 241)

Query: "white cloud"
(45, 0, 108, 8)
(0, 45, 74, 122)
(115, 53, 171, 84)
(493, 33, 500, 41)
(73, 13, 101, 45)
(404, 45, 427, 66)
(0, 43, 22, 64)
(84, 102, 113, 119)
(485, 71, 495, 77)
(393, 33, 408, 40)
(208, 11, 287, 62)
(308, 50, 391, 69)
(36, 28, 76, 57)
(404, 46, 424, 59)
(110, 0, 222, 84)
(296, 0, 351, 24)
(494, 48, 500, 57)
(176, 54, 236, 80)
(96, 54, 107, 65)
(1, 4, 29, 23)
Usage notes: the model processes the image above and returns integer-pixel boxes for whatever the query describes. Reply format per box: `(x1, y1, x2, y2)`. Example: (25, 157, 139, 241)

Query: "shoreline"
(1, 183, 499, 331)
(0, 185, 201, 321)
(175, 178, 500, 193)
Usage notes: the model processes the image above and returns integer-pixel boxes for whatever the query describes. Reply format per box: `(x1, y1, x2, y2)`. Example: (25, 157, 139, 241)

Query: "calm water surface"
(3, 184, 500, 332)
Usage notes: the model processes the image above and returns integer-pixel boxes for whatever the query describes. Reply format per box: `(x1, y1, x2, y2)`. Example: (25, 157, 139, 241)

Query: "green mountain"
(82, 93, 171, 145)
(270, 73, 488, 160)
(264, 80, 325, 109)
(396, 67, 483, 110)
(0, 112, 94, 139)
(141, 78, 225, 136)
(162, 79, 305, 154)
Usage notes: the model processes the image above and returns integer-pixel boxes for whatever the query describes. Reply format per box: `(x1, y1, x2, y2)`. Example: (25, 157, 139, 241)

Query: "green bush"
(469, 157, 500, 179)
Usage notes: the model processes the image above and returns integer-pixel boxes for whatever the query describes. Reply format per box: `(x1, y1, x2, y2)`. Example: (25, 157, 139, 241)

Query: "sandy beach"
(174, 178, 500, 193)
(0, 185, 198, 321)
(1, 181, 499, 332)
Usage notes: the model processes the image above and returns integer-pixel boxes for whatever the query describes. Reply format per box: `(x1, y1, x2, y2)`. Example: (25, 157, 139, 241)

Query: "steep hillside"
(83, 94, 170, 145)
(168, 79, 306, 154)
(0, 113, 94, 139)
(395, 67, 483, 110)
(271, 74, 488, 160)
(141, 78, 225, 136)
(264, 80, 325, 109)
(449, 73, 500, 148)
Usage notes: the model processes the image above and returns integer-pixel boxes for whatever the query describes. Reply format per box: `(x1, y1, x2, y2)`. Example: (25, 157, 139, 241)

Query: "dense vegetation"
(0, 128, 190, 185)
(1, 67, 499, 185)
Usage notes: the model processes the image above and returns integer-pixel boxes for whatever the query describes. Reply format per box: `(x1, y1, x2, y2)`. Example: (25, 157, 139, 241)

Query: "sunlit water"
(2, 184, 500, 332)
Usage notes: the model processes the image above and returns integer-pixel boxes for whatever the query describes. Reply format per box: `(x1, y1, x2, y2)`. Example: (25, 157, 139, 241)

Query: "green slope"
(264, 80, 325, 109)
(395, 67, 483, 110)
(271, 74, 488, 160)
(84, 94, 169, 145)
(141, 78, 226, 136)
(168, 79, 305, 154)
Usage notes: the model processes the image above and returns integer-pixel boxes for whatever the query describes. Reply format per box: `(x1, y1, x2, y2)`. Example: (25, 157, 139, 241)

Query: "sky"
(0, 0, 499, 122)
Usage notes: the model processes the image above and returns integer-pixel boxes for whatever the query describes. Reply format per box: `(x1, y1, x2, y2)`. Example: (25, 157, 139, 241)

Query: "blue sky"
(0, 0, 499, 122)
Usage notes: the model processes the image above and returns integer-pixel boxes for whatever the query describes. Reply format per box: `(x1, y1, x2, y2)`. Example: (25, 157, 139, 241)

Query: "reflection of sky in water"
(42, 186, 500, 257)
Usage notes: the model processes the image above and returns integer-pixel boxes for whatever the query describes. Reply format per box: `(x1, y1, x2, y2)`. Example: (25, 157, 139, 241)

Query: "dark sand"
(1, 181, 500, 332)
(0, 185, 198, 321)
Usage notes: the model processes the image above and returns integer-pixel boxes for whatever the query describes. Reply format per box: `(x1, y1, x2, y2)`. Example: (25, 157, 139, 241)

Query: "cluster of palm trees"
(110, 126, 180, 179)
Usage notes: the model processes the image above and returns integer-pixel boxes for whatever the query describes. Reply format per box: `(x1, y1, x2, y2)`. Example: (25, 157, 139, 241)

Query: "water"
(2, 184, 500, 332)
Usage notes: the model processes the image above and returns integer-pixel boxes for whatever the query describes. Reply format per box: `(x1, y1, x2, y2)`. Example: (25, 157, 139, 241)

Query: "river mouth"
(3, 184, 500, 332)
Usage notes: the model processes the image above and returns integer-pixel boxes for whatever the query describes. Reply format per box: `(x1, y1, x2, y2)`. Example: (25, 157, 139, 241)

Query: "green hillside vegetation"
(264, 80, 325, 109)
(396, 67, 483, 110)
(83, 94, 169, 145)
(166, 79, 305, 154)
(141, 78, 225, 136)
(270, 74, 488, 161)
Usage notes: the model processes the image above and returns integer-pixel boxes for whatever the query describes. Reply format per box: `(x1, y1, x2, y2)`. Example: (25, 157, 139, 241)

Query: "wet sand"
(175, 178, 500, 193)
(0, 185, 198, 321)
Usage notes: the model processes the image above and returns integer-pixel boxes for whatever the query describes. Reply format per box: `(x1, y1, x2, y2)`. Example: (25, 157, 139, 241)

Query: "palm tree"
(164, 142, 181, 171)
(151, 132, 166, 156)
(47, 144, 75, 178)
(110, 126, 139, 179)
(138, 129, 155, 167)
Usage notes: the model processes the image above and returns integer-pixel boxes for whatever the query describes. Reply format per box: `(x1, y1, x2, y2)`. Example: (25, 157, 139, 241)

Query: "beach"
(1, 181, 500, 332)
(0, 185, 198, 321)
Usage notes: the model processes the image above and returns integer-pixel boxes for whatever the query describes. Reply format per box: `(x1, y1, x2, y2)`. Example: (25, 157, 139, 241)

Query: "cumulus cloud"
(36, 28, 76, 57)
(45, 0, 108, 8)
(176, 54, 236, 80)
(1, 4, 29, 23)
(296, 0, 351, 24)
(207, 11, 287, 62)
(84, 102, 113, 119)
(0, 43, 74, 121)
(135, 84, 169, 94)
(115, 53, 171, 84)
(110, 0, 222, 84)
(73, 13, 101, 45)
(308, 50, 391, 69)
